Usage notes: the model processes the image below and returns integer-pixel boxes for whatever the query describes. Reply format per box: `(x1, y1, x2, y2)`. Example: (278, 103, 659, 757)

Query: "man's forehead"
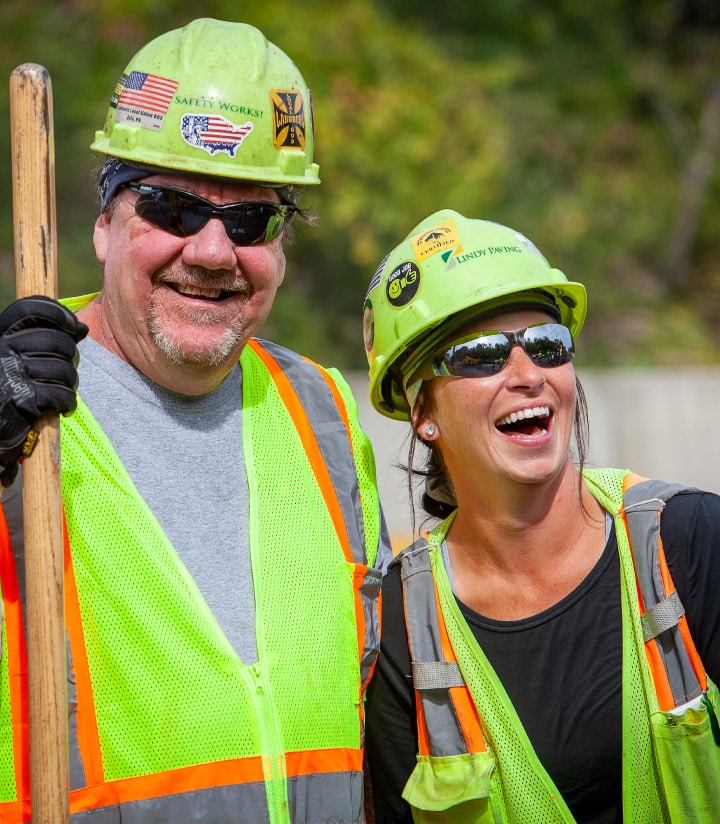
(98, 156, 290, 208)
(141, 173, 281, 202)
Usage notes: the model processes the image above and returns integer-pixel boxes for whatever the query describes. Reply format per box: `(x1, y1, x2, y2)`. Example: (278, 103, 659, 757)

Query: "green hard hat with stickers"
(363, 209, 587, 420)
(91, 18, 320, 186)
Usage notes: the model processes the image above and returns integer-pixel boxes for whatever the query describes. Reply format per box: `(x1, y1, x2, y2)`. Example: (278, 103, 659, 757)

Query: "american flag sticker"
(180, 114, 254, 158)
(113, 71, 179, 131)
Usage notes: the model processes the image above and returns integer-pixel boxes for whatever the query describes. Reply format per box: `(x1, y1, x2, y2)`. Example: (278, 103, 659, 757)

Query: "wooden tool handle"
(10, 62, 69, 824)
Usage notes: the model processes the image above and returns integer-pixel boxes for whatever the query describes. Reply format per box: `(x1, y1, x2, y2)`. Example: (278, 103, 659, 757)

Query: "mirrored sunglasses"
(431, 323, 575, 378)
(123, 182, 296, 245)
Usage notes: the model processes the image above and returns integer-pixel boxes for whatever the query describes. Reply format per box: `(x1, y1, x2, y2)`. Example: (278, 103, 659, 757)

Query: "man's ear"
(93, 212, 110, 264)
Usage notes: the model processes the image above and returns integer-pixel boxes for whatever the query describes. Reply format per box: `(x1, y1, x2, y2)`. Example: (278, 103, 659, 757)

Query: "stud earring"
(424, 425, 436, 437)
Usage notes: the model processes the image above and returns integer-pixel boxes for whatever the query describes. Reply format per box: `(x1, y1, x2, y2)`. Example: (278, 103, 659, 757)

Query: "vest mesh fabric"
(62, 400, 264, 776)
(428, 527, 575, 823)
(425, 467, 673, 823)
(0, 595, 18, 799)
(242, 349, 362, 753)
(59, 349, 364, 785)
(0, 504, 28, 808)
(583, 468, 670, 823)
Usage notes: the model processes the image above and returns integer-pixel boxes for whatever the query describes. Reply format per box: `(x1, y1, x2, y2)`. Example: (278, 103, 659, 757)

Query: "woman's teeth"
(497, 406, 550, 427)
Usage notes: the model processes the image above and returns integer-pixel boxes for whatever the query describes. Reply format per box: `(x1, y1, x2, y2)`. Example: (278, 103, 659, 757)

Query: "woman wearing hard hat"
(362, 210, 720, 823)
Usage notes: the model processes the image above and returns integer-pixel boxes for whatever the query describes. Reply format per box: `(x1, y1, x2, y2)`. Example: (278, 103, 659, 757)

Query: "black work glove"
(0, 296, 89, 487)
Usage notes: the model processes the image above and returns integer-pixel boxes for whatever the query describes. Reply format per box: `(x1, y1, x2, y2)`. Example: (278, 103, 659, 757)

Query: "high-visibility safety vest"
(398, 467, 720, 823)
(0, 335, 383, 823)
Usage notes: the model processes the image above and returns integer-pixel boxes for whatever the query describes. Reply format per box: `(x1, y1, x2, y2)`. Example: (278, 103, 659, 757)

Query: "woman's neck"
(445, 463, 607, 619)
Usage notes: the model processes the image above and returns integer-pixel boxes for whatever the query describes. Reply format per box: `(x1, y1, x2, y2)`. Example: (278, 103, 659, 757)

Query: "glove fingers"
(6, 327, 80, 361)
(31, 384, 79, 416)
(0, 401, 31, 455)
(0, 296, 88, 341)
(19, 357, 79, 390)
(0, 298, 85, 471)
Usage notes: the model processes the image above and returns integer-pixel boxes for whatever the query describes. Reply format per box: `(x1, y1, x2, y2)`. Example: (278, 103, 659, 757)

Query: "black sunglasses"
(431, 323, 575, 378)
(123, 182, 296, 245)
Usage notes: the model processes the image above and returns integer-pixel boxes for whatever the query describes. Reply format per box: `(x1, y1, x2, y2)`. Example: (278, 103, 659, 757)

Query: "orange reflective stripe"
(0, 508, 30, 803)
(67, 748, 360, 814)
(0, 798, 30, 823)
(399, 572, 432, 758)
(621, 472, 677, 709)
(622, 472, 649, 494)
(619, 504, 676, 711)
(351, 563, 370, 695)
(285, 746, 362, 776)
(635, 573, 676, 711)
(415, 698, 432, 757)
(69, 755, 265, 813)
(656, 538, 708, 693)
(621, 472, 706, 709)
(63, 516, 105, 787)
(247, 340, 352, 564)
(433, 585, 486, 753)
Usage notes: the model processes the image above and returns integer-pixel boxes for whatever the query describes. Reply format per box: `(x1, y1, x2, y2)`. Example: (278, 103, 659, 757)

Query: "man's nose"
(181, 218, 236, 270)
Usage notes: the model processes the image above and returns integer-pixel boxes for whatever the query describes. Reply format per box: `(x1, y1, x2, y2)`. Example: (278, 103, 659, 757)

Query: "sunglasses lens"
(132, 190, 197, 236)
(433, 324, 574, 378)
(523, 324, 574, 366)
(223, 205, 285, 244)
(438, 333, 511, 377)
(130, 186, 291, 245)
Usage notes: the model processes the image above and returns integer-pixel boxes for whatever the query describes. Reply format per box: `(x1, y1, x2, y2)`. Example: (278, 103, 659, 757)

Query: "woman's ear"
(418, 422, 439, 441)
(412, 389, 439, 441)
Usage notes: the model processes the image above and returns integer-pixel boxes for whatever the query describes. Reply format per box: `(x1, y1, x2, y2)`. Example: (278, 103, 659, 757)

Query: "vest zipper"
(243, 661, 290, 823)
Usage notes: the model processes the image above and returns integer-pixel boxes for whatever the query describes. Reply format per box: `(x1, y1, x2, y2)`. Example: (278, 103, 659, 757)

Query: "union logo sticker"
(411, 220, 463, 261)
(270, 90, 306, 150)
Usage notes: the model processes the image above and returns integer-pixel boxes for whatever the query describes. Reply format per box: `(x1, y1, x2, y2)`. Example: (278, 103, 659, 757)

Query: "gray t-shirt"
(77, 337, 258, 663)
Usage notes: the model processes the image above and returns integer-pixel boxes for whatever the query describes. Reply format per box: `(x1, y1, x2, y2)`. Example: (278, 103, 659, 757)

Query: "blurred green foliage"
(1, 0, 719, 370)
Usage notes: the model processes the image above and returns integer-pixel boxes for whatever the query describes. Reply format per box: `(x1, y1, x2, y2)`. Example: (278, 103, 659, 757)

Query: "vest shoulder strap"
(621, 476, 708, 709)
(402, 474, 712, 758)
(399, 538, 486, 759)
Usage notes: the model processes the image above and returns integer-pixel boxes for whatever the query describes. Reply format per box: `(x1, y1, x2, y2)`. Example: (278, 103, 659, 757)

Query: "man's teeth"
(176, 284, 224, 299)
(497, 406, 550, 427)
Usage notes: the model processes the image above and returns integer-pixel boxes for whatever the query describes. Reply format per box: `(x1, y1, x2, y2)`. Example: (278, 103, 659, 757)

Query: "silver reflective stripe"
(359, 566, 382, 687)
(288, 771, 364, 823)
(400, 542, 469, 757)
(259, 341, 367, 565)
(641, 589, 685, 642)
(622, 480, 703, 706)
(67, 638, 86, 792)
(71, 783, 270, 823)
(68, 772, 364, 823)
(412, 660, 465, 690)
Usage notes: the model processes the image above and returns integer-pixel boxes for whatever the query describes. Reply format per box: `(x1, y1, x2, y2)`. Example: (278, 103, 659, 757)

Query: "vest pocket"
(402, 751, 495, 821)
(650, 690, 720, 823)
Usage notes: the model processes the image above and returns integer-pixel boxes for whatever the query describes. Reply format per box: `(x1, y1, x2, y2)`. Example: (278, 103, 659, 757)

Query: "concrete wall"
(346, 368, 720, 550)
